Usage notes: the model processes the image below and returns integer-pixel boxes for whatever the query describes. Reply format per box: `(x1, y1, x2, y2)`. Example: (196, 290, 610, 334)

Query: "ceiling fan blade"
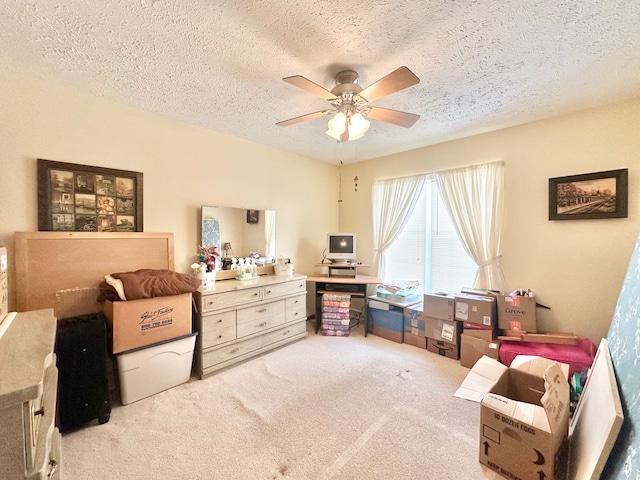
(276, 110, 330, 127)
(282, 75, 336, 100)
(367, 107, 420, 128)
(359, 66, 420, 103)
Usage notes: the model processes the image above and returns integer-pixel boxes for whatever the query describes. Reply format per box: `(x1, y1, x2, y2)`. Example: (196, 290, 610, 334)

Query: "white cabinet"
(0, 309, 62, 480)
(193, 275, 307, 378)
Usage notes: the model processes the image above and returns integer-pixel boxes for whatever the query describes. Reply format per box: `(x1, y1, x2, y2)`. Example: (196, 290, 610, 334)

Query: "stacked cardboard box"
(455, 291, 499, 367)
(321, 293, 351, 336)
(403, 303, 426, 348)
(423, 293, 462, 360)
(496, 294, 537, 333)
(368, 298, 404, 343)
(460, 333, 500, 368)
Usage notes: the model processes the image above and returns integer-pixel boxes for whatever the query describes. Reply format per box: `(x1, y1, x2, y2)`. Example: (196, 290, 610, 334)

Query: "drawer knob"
(47, 460, 58, 479)
(258, 308, 267, 313)
(230, 348, 239, 354)
(259, 321, 267, 326)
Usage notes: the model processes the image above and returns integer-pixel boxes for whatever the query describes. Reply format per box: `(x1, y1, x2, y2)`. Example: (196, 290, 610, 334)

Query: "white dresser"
(193, 274, 307, 378)
(0, 309, 62, 479)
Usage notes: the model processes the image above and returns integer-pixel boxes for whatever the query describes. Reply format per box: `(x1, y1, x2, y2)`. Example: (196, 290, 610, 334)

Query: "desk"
(314, 263, 370, 278)
(306, 274, 382, 336)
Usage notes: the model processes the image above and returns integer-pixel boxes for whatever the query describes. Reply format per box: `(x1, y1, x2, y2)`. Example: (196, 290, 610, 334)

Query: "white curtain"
(264, 210, 276, 260)
(372, 174, 427, 279)
(435, 161, 507, 292)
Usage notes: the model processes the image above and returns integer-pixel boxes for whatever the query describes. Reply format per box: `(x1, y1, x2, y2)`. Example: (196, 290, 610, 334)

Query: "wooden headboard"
(15, 232, 174, 313)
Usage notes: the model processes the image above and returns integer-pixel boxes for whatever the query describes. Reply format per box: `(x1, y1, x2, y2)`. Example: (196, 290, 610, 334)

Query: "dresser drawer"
(202, 336, 263, 367)
(263, 280, 306, 300)
(286, 294, 306, 322)
(286, 303, 306, 323)
(286, 294, 306, 310)
(48, 429, 62, 480)
(202, 310, 236, 334)
(27, 359, 58, 477)
(237, 300, 285, 338)
(262, 320, 307, 346)
(32, 427, 61, 480)
(201, 324, 237, 349)
(236, 300, 285, 324)
(201, 287, 262, 312)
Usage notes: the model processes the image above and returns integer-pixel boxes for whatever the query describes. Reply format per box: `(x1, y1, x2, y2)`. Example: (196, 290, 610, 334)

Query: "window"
(384, 179, 477, 293)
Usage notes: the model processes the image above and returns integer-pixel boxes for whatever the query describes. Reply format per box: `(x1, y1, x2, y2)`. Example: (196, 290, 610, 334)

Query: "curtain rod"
(373, 160, 504, 185)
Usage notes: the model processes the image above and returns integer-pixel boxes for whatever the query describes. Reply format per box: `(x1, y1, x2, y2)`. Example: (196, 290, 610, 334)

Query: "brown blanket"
(100, 269, 201, 301)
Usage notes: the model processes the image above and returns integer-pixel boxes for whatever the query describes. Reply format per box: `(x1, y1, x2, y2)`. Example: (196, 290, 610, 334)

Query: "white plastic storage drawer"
(116, 333, 197, 405)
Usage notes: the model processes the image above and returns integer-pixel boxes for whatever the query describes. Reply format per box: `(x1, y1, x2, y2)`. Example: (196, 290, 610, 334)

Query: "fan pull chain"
(338, 142, 343, 203)
(354, 142, 359, 192)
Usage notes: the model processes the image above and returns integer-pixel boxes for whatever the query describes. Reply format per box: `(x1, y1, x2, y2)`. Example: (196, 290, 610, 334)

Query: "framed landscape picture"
(548, 169, 628, 221)
(37, 159, 143, 232)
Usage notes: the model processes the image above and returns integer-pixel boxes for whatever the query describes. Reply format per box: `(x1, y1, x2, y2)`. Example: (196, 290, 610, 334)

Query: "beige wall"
(339, 98, 640, 343)
(0, 72, 339, 311)
(2, 70, 638, 343)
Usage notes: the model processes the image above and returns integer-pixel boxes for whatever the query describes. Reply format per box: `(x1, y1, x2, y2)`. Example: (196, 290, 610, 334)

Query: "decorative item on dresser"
(193, 274, 308, 378)
(0, 309, 62, 479)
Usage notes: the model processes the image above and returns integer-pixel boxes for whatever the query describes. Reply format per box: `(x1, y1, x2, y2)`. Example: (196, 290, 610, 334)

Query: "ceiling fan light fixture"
(326, 112, 370, 141)
(348, 113, 370, 139)
(326, 112, 347, 140)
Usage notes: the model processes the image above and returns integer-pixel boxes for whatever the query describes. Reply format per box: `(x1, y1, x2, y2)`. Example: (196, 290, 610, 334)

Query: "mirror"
(200, 206, 276, 272)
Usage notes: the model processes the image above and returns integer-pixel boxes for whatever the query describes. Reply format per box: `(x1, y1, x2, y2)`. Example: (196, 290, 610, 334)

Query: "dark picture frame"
(37, 159, 143, 232)
(549, 169, 628, 221)
(246, 209, 259, 224)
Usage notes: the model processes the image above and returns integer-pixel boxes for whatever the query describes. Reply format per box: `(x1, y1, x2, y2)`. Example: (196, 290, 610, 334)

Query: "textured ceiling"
(1, 1, 639, 164)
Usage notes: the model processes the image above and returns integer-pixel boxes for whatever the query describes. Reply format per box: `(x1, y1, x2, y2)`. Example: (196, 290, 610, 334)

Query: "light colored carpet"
(62, 322, 503, 479)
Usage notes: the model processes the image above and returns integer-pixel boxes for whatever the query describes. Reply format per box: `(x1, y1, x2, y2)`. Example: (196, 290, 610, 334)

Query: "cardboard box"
(403, 316, 425, 337)
(424, 316, 462, 345)
(422, 292, 455, 320)
(104, 293, 193, 353)
(455, 356, 570, 480)
(497, 294, 537, 333)
(368, 302, 404, 343)
(459, 333, 500, 368)
(403, 331, 427, 349)
(462, 328, 494, 341)
(403, 303, 425, 321)
(426, 337, 459, 359)
(454, 293, 496, 327)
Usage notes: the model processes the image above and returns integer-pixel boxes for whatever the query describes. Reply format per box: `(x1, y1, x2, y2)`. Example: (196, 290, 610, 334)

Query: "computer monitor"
(326, 233, 356, 263)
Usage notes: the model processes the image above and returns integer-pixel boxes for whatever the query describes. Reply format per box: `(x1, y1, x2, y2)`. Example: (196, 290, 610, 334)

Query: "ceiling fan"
(276, 66, 421, 142)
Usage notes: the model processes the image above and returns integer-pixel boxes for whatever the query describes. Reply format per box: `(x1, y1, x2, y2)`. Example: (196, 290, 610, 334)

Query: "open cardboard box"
(455, 341, 623, 480)
(455, 356, 569, 479)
